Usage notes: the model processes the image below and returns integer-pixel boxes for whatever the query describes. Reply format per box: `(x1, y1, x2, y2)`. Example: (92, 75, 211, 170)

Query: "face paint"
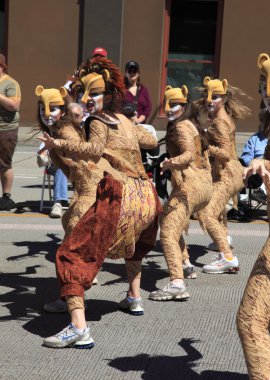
(166, 104, 185, 121)
(86, 93, 104, 114)
(40, 104, 62, 127)
(206, 94, 223, 114)
(261, 83, 270, 112)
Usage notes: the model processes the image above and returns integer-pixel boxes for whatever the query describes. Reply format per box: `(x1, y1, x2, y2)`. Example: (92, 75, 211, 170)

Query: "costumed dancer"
(198, 77, 249, 274)
(35, 87, 118, 312)
(237, 53, 270, 380)
(40, 59, 161, 349)
(149, 84, 212, 301)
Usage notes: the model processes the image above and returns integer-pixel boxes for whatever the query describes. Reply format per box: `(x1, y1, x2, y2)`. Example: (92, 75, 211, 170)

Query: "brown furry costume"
(159, 85, 212, 281)
(198, 77, 245, 257)
(237, 53, 270, 380)
(46, 65, 161, 302)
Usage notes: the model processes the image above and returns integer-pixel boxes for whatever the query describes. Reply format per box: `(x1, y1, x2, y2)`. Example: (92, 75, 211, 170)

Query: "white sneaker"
(44, 299, 68, 313)
(149, 282, 190, 301)
(119, 296, 144, 315)
(202, 253, 239, 274)
(50, 202, 62, 218)
(208, 236, 233, 251)
(43, 323, 94, 349)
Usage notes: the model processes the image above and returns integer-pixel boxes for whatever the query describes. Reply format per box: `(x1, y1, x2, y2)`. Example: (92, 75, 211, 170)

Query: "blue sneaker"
(43, 323, 94, 349)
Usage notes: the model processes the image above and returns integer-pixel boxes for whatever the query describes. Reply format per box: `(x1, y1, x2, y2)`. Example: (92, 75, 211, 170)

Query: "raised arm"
(54, 120, 108, 163)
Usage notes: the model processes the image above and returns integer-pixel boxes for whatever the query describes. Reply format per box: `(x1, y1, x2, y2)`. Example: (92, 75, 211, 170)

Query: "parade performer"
(36, 87, 119, 312)
(237, 53, 270, 380)
(40, 59, 161, 349)
(197, 77, 249, 274)
(149, 84, 212, 301)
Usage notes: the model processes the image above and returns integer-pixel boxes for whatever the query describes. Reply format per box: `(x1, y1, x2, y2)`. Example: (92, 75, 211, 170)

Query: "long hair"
(73, 57, 126, 113)
(259, 108, 270, 138)
(194, 83, 251, 121)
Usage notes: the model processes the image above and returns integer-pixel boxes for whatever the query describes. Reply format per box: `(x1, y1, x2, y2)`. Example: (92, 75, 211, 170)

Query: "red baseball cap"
(91, 47, 108, 58)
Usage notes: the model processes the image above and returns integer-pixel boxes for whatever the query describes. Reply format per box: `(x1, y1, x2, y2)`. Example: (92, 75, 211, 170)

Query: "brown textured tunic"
(54, 112, 162, 297)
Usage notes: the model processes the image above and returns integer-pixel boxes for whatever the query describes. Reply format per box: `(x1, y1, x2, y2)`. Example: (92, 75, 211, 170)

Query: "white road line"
(0, 223, 63, 231)
(14, 176, 39, 179)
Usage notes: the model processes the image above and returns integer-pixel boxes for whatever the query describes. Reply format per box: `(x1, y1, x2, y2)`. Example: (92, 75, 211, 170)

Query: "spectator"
(241, 108, 269, 204)
(91, 47, 108, 59)
(123, 60, 151, 125)
(0, 53, 21, 211)
(123, 61, 158, 162)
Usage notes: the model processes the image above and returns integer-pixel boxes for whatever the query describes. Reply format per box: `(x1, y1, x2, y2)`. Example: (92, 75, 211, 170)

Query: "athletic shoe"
(61, 200, 70, 210)
(148, 282, 190, 301)
(183, 265, 197, 279)
(50, 202, 62, 218)
(250, 189, 267, 205)
(43, 323, 94, 349)
(208, 235, 233, 251)
(119, 296, 144, 315)
(44, 299, 68, 313)
(0, 197, 16, 211)
(202, 253, 239, 274)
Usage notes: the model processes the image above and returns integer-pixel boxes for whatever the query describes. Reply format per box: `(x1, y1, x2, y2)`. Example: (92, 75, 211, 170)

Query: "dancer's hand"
(243, 159, 270, 185)
(37, 132, 60, 152)
(160, 157, 180, 174)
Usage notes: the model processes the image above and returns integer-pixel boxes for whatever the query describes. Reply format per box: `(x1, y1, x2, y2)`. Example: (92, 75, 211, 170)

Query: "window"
(160, 0, 223, 112)
(0, 0, 6, 53)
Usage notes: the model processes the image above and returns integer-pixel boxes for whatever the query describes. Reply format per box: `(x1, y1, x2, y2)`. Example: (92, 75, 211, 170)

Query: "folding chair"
(40, 166, 53, 212)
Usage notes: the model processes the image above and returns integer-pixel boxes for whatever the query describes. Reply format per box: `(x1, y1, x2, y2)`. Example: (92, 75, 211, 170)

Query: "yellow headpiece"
(80, 71, 109, 104)
(164, 85, 188, 113)
(203, 77, 228, 103)
(258, 53, 270, 97)
(35, 85, 67, 117)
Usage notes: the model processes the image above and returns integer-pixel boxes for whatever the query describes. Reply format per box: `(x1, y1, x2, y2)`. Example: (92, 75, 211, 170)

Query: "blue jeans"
(52, 168, 68, 202)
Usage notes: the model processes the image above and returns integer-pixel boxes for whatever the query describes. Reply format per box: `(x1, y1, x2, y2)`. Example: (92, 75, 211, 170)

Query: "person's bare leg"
(1, 168, 13, 194)
(125, 260, 142, 298)
(71, 308, 87, 330)
(66, 295, 87, 329)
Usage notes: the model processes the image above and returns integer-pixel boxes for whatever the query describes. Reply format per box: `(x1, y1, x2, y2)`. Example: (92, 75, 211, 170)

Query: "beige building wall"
(219, 0, 270, 132)
(121, 0, 166, 130)
(7, 0, 80, 126)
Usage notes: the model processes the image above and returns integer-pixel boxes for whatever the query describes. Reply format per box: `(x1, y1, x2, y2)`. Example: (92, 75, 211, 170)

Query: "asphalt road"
(0, 145, 266, 379)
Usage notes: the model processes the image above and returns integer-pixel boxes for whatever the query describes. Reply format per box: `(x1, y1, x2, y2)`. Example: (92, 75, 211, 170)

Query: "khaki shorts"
(0, 128, 18, 171)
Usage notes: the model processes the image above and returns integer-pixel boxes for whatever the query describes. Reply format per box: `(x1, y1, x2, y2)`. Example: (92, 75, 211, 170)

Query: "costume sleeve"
(171, 121, 194, 167)
(207, 120, 231, 162)
(56, 120, 107, 162)
(241, 135, 256, 167)
(135, 124, 158, 149)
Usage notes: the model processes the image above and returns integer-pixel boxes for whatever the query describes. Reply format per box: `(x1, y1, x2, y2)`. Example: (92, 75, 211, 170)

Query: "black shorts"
(0, 128, 18, 171)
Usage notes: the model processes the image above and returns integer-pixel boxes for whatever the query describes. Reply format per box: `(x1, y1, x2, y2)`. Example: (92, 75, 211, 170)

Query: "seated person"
(37, 148, 69, 218)
(240, 108, 269, 204)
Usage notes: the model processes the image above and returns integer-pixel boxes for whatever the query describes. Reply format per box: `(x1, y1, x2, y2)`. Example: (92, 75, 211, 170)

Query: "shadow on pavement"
(8, 233, 61, 263)
(188, 244, 209, 268)
(108, 338, 248, 380)
(0, 264, 120, 338)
